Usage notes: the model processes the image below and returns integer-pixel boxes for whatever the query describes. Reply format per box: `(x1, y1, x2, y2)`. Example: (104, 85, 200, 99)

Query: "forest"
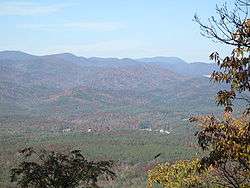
(0, 0, 249, 187)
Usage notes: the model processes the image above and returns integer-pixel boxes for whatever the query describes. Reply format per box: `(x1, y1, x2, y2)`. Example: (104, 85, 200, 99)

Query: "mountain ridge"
(0, 50, 222, 131)
(0, 50, 212, 64)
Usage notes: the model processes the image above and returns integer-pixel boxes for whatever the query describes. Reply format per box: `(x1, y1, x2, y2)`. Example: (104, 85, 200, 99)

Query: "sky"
(0, 0, 235, 62)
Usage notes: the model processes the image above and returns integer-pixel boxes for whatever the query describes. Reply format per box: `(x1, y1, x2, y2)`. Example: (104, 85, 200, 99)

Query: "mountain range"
(0, 51, 222, 132)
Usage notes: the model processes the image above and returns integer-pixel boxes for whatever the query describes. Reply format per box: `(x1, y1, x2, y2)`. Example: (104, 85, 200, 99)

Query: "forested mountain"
(0, 51, 221, 131)
(137, 56, 218, 76)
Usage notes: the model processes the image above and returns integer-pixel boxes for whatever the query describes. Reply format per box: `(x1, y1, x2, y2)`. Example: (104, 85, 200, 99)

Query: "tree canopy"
(10, 148, 116, 188)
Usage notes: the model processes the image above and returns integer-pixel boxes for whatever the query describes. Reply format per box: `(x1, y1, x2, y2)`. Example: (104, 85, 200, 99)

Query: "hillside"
(0, 51, 222, 132)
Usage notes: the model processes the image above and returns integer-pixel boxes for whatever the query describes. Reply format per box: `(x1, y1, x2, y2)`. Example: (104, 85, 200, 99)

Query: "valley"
(0, 51, 223, 187)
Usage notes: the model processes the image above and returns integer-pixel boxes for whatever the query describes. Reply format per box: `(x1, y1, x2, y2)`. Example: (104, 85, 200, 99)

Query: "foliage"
(195, 0, 250, 112)
(192, 0, 250, 187)
(190, 114, 250, 187)
(10, 148, 116, 188)
(210, 44, 250, 112)
(147, 159, 216, 188)
(147, 1, 250, 187)
(191, 0, 250, 187)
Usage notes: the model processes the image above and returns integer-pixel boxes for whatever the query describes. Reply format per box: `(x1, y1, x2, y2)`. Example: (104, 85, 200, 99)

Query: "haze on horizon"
(1, 0, 234, 62)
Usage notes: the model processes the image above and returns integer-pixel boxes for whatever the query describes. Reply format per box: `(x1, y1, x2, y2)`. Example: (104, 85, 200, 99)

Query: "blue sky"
(0, 0, 234, 62)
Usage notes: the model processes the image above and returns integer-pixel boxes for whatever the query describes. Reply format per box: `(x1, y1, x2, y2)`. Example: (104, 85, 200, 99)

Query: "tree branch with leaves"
(10, 148, 116, 188)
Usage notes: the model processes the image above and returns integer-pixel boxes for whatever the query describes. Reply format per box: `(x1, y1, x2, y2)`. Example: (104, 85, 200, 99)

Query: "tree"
(194, 0, 250, 112)
(192, 0, 250, 187)
(10, 148, 116, 188)
(190, 114, 250, 187)
(147, 1, 250, 187)
(147, 159, 217, 188)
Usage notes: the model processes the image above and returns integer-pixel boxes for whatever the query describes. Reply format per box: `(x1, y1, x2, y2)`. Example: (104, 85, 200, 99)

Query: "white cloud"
(18, 21, 125, 31)
(0, 1, 69, 15)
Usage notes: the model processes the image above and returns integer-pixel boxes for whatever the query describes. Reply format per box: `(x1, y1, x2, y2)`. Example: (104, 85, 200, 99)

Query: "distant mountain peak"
(42, 52, 78, 58)
(0, 50, 29, 54)
(0, 50, 36, 60)
(137, 56, 187, 64)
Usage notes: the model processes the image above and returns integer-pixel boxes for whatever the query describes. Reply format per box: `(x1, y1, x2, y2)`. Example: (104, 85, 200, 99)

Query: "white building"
(62, 128, 71, 132)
